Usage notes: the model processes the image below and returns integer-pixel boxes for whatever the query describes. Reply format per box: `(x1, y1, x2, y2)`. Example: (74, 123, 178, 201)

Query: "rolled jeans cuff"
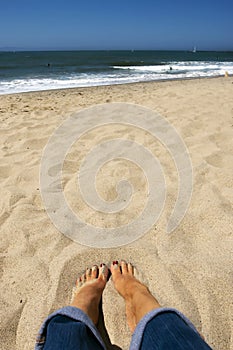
(129, 307, 200, 350)
(35, 306, 106, 350)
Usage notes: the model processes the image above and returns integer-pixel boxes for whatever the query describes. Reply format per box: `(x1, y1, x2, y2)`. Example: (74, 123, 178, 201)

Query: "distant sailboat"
(192, 46, 197, 53)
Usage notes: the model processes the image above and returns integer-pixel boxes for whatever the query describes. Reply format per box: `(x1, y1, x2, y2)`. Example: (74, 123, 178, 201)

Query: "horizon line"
(1, 48, 233, 53)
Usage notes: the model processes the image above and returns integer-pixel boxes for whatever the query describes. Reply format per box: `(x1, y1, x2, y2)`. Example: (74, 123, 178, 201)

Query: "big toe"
(110, 261, 121, 280)
(99, 263, 109, 282)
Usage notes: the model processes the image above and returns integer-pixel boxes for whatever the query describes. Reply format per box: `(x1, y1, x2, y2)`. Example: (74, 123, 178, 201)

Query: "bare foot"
(111, 260, 161, 333)
(71, 264, 109, 325)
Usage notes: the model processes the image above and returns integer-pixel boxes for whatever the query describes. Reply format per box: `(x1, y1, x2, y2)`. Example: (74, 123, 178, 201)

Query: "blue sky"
(0, 0, 233, 51)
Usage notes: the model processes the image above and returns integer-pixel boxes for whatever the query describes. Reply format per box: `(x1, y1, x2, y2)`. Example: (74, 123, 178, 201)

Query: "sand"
(0, 77, 233, 350)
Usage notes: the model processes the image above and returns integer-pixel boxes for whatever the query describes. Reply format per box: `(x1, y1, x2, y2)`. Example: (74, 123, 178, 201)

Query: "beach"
(0, 77, 233, 349)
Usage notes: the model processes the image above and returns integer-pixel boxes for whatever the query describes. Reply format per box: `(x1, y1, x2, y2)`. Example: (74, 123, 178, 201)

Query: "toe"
(121, 260, 128, 274)
(128, 262, 134, 275)
(86, 268, 92, 281)
(91, 265, 98, 279)
(99, 264, 109, 281)
(76, 276, 83, 287)
(110, 261, 121, 279)
(81, 273, 86, 282)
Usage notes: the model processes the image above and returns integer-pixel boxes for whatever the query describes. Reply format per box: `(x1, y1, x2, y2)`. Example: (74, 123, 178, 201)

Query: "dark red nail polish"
(115, 260, 118, 264)
(100, 263, 103, 267)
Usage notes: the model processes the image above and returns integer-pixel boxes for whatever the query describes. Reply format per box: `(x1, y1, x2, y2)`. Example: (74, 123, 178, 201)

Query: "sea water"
(0, 50, 233, 94)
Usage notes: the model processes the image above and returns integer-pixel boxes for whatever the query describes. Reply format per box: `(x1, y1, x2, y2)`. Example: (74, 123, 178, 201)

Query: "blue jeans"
(35, 307, 212, 350)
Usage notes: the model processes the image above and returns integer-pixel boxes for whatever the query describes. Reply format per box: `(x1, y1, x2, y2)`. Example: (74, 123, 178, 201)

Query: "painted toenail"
(113, 261, 119, 268)
(101, 265, 107, 274)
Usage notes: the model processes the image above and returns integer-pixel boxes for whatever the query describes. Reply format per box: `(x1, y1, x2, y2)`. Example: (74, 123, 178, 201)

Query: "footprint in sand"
(205, 153, 223, 168)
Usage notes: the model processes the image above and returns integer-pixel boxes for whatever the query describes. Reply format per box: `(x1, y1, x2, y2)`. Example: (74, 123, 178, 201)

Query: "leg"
(110, 260, 160, 333)
(140, 312, 212, 350)
(44, 315, 104, 350)
(110, 260, 212, 350)
(36, 264, 109, 350)
(70, 264, 109, 325)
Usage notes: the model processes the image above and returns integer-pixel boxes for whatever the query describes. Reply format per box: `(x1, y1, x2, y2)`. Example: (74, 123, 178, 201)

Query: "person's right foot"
(111, 260, 161, 333)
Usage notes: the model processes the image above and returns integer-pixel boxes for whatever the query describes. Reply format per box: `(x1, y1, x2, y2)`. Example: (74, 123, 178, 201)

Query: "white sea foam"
(113, 65, 172, 72)
(114, 61, 233, 73)
(0, 61, 232, 95)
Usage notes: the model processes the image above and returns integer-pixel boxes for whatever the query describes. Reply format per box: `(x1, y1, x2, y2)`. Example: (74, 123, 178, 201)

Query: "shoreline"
(0, 73, 231, 97)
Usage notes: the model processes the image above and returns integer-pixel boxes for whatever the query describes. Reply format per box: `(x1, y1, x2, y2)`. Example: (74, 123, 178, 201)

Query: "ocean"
(0, 50, 233, 95)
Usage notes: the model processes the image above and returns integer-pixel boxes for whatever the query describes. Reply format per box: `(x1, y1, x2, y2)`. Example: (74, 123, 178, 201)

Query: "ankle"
(131, 286, 160, 309)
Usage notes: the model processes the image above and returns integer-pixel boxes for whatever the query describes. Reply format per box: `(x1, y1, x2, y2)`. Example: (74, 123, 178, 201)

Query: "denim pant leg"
(140, 312, 212, 350)
(43, 315, 104, 350)
(130, 308, 212, 350)
(35, 306, 106, 350)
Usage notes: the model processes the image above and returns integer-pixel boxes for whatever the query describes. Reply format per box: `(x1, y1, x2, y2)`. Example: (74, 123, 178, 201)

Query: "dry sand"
(0, 77, 233, 350)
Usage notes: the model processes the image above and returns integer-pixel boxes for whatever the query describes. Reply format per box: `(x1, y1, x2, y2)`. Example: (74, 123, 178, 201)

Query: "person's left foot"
(70, 264, 109, 325)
